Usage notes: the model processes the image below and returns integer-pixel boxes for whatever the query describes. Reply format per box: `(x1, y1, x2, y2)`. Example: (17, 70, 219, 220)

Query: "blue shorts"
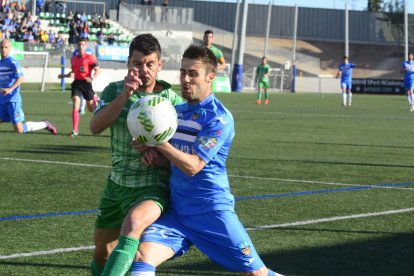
(341, 80, 352, 90)
(404, 79, 414, 91)
(141, 210, 265, 272)
(0, 102, 25, 124)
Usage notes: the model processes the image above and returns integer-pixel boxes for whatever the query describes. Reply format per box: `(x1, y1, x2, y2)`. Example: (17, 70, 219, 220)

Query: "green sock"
(102, 235, 140, 276)
(265, 91, 269, 100)
(91, 259, 104, 276)
(257, 91, 262, 100)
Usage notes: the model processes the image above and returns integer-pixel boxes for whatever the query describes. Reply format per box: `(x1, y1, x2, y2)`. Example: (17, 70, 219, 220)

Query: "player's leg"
(92, 177, 125, 275)
(5, 102, 56, 134)
(256, 83, 262, 104)
(408, 84, 414, 112)
(102, 186, 168, 276)
(264, 82, 269, 105)
(131, 211, 189, 276)
(92, 228, 120, 275)
(71, 82, 82, 136)
(185, 211, 283, 276)
(79, 95, 86, 115)
(346, 82, 352, 106)
(81, 82, 99, 113)
(341, 82, 347, 106)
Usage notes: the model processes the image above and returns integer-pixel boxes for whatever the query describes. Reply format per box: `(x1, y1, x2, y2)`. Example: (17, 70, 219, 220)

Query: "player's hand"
(58, 74, 62, 79)
(1, 88, 11, 95)
(85, 77, 93, 83)
(124, 67, 143, 96)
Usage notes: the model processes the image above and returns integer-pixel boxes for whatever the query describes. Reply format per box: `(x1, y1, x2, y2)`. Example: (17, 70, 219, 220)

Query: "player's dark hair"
(343, 56, 348, 59)
(129, 33, 161, 58)
(78, 38, 87, 44)
(262, 56, 267, 61)
(204, 30, 213, 36)
(183, 45, 217, 74)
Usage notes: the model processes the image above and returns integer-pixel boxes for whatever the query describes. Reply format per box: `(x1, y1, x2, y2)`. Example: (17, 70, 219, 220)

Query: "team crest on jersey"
(80, 66, 85, 72)
(238, 241, 251, 256)
(198, 136, 217, 149)
(192, 108, 206, 121)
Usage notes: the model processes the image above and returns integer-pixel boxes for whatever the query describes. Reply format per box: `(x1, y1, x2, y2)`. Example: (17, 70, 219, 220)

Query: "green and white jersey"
(96, 80, 183, 188)
(209, 44, 224, 61)
(257, 64, 270, 83)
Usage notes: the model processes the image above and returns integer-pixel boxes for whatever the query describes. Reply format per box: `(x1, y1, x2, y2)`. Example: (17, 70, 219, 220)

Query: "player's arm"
(155, 142, 205, 177)
(217, 56, 226, 71)
(90, 67, 142, 134)
(336, 69, 341, 78)
(1, 76, 24, 95)
(58, 71, 73, 79)
(87, 59, 101, 83)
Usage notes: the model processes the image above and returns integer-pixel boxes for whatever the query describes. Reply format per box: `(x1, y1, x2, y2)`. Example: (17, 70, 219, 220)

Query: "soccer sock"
(342, 92, 346, 104)
(80, 96, 86, 113)
(257, 91, 262, 100)
(347, 92, 352, 103)
(102, 235, 139, 276)
(130, 261, 156, 276)
(90, 259, 104, 276)
(22, 121, 47, 133)
(411, 94, 414, 106)
(264, 91, 269, 100)
(72, 109, 80, 132)
(407, 94, 412, 105)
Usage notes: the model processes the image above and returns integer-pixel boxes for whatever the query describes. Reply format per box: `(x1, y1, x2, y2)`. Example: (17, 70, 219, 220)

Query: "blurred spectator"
(44, 0, 51, 12)
(91, 12, 99, 27)
(98, 11, 107, 28)
(36, 0, 43, 15)
(96, 28, 104, 45)
(39, 29, 48, 43)
(106, 32, 114, 45)
(66, 10, 74, 23)
(161, 0, 169, 22)
(80, 11, 87, 23)
(79, 21, 89, 40)
(48, 29, 54, 43)
(68, 19, 78, 45)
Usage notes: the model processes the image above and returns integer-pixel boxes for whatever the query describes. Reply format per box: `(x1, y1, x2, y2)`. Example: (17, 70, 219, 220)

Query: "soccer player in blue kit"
(401, 52, 414, 112)
(0, 39, 57, 135)
(336, 56, 356, 107)
(130, 45, 283, 276)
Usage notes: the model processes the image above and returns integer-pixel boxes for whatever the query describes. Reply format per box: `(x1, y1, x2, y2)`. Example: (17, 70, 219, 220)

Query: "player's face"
(180, 58, 215, 104)
(77, 41, 86, 55)
(409, 53, 414, 61)
(0, 40, 11, 59)
(128, 50, 162, 89)
(203, 33, 213, 47)
(262, 58, 267, 64)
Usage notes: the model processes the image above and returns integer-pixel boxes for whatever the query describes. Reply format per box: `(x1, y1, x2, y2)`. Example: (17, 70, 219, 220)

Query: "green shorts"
(95, 177, 170, 229)
(259, 81, 269, 89)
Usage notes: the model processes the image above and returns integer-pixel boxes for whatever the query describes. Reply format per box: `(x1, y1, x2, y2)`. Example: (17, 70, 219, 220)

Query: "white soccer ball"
(127, 95, 178, 146)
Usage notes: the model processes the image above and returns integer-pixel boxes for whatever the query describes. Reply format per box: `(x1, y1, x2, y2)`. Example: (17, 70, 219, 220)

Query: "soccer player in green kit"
(203, 29, 226, 71)
(89, 33, 182, 276)
(255, 56, 270, 105)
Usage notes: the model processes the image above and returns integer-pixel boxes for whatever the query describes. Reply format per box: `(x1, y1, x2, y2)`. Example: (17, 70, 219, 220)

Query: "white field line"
(1, 208, 413, 260)
(0, 246, 95, 260)
(245, 207, 414, 231)
(1, 157, 414, 191)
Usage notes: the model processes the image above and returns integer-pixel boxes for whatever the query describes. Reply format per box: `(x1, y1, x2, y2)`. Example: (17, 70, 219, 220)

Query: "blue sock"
(131, 261, 156, 273)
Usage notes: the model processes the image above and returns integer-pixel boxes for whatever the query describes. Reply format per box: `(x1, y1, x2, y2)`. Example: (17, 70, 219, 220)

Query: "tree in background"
(367, 0, 404, 12)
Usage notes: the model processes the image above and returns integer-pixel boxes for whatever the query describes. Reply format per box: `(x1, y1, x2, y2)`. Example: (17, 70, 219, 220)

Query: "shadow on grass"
(0, 233, 412, 275)
(12, 145, 110, 155)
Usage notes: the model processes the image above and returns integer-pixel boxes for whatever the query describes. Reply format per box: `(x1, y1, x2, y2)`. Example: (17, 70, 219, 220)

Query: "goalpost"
(12, 51, 49, 92)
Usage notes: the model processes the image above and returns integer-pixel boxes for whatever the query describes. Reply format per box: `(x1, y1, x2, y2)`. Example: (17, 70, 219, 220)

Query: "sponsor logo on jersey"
(198, 136, 217, 149)
(238, 240, 251, 256)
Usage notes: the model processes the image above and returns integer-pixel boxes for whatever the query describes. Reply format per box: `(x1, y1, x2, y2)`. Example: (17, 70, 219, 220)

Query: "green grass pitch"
(1, 85, 413, 275)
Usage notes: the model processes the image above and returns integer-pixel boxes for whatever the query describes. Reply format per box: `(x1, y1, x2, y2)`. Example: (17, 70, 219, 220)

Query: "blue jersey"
(339, 63, 356, 82)
(170, 93, 235, 215)
(0, 56, 23, 104)
(402, 61, 414, 82)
